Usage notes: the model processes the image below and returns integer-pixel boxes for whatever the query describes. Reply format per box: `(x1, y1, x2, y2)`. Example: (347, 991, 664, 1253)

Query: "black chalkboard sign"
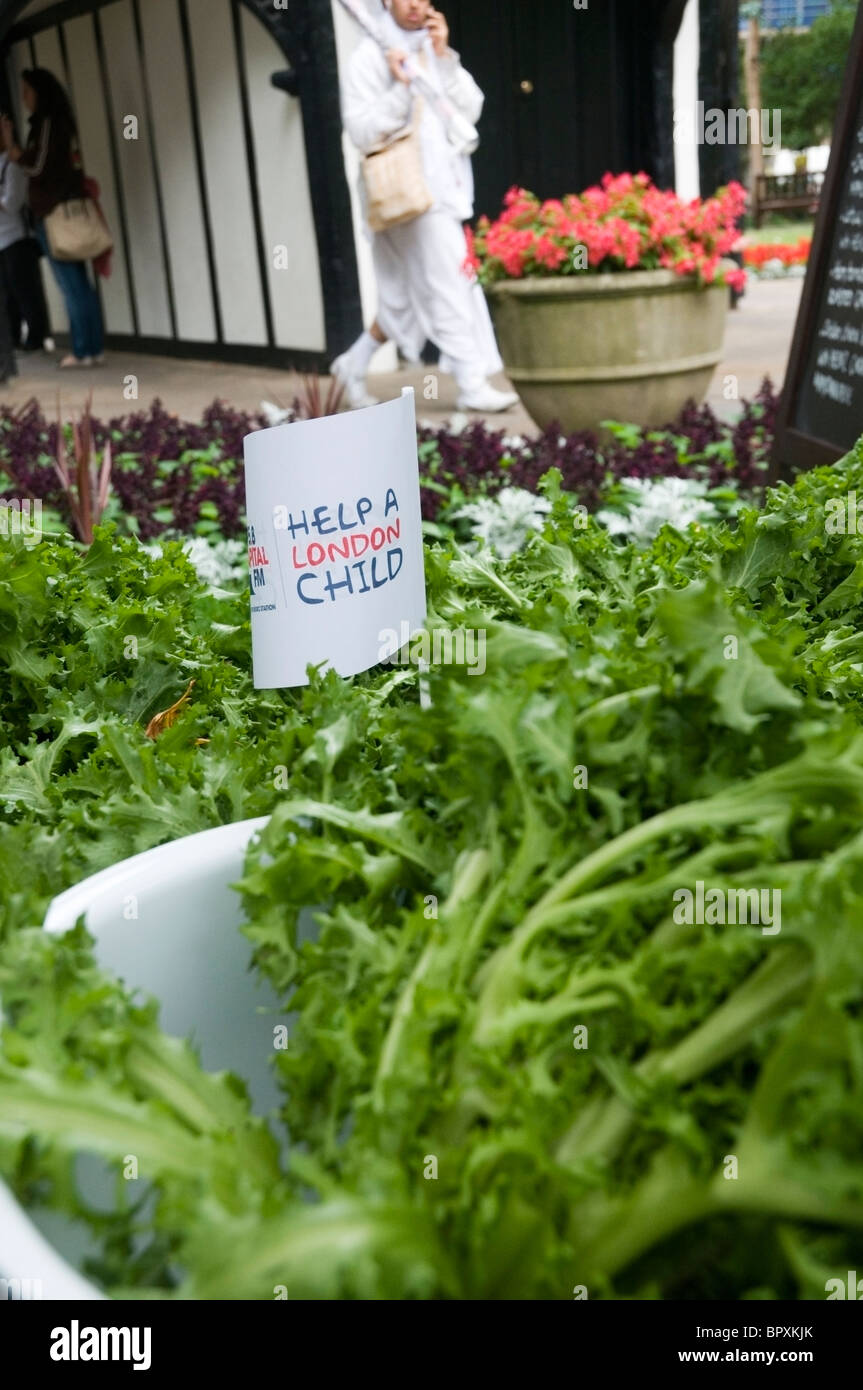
(772, 0, 863, 480)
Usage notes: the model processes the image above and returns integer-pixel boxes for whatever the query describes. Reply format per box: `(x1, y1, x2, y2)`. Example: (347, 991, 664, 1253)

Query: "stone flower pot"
(484, 268, 731, 434)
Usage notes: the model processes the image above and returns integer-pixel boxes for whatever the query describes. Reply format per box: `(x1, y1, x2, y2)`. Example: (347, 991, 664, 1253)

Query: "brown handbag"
(362, 96, 433, 233)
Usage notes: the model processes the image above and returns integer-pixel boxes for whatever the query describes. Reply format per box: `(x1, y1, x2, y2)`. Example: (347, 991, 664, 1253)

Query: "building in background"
(741, 0, 831, 29)
(0, 0, 739, 372)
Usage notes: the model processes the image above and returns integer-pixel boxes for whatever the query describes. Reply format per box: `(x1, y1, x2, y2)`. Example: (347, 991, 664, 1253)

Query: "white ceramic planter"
(0, 817, 278, 1301)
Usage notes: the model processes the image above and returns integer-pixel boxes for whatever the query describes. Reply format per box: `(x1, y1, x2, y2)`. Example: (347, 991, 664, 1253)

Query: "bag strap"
(363, 92, 423, 158)
(409, 51, 428, 133)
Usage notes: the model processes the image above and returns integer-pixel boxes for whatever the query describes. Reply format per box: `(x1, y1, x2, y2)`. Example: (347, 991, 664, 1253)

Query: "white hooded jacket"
(341, 18, 484, 224)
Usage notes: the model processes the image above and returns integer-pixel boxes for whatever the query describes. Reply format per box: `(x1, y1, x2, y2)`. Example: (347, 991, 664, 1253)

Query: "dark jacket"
(19, 111, 84, 221)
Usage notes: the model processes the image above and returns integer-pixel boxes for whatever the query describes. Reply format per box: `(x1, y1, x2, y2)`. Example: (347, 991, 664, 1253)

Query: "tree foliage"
(760, 1, 857, 151)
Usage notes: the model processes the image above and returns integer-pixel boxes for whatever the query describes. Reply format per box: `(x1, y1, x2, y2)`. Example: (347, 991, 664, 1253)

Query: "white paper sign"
(243, 388, 427, 688)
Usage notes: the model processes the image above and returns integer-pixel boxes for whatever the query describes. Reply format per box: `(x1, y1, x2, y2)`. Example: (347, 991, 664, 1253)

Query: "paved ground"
(1, 275, 802, 431)
(710, 275, 803, 418)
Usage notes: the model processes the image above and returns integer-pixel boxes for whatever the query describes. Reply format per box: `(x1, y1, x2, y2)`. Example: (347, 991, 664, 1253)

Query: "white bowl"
(0, 817, 280, 1301)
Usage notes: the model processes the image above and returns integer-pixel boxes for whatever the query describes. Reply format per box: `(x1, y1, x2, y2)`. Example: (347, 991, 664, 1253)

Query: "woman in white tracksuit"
(333, 0, 517, 413)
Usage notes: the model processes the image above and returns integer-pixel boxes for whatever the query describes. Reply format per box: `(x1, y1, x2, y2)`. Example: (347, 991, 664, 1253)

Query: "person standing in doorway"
(1, 69, 104, 368)
(0, 126, 52, 353)
(334, 0, 517, 413)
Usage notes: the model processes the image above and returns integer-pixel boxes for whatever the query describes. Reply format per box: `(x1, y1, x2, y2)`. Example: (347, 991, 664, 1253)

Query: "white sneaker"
(330, 351, 378, 410)
(456, 383, 519, 413)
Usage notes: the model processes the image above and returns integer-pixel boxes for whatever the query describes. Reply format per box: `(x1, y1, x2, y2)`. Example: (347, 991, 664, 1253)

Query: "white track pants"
(371, 210, 503, 393)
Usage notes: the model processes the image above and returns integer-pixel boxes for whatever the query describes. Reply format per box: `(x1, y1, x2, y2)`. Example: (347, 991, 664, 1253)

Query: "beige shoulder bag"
(45, 196, 113, 263)
(44, 137, 113, 263)
(362, 95, 433, 233)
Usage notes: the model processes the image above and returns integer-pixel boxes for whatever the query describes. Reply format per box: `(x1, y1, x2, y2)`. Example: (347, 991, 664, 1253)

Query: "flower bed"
(2, 435, 863, 1299)
(742, 238, 811, 274)
(0, 398, 263, 542)
(0, 383, 778, 542)
(419, 382, 777, 523)
(471, 173, 747, 291)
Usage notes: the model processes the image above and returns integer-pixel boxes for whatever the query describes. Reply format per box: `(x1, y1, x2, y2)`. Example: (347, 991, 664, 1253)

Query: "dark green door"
(444, 0, 682, 220)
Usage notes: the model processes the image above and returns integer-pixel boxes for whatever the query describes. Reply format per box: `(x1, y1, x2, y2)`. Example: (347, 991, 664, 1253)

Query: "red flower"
(533, 234, 568, 270)
(462, 225, 481, 278)
(741, 237, 810, 270)
(472, 173, 746, 288)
